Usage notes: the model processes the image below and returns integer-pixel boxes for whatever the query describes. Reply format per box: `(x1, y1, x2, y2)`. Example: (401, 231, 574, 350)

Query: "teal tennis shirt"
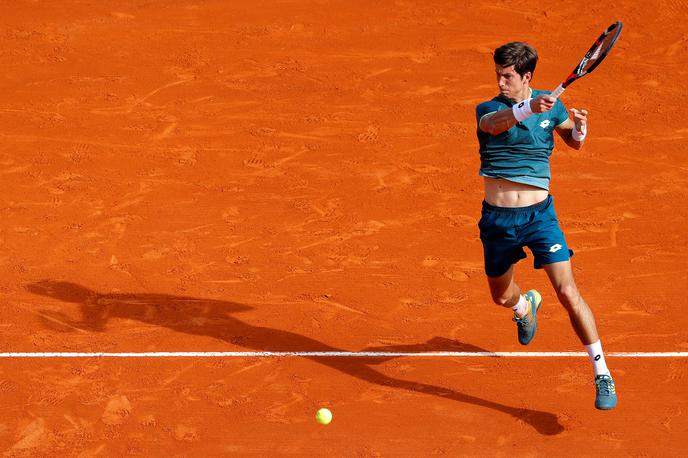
(475, 89, 569, 190)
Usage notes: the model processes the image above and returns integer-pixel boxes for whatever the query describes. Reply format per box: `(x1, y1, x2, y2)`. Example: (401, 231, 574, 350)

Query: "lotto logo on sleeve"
(549, 244, 563, 253)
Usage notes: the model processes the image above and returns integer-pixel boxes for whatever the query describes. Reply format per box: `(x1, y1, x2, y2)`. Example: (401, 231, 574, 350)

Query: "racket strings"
(559, 21, 622, 89)
(580, 31, 618, 74)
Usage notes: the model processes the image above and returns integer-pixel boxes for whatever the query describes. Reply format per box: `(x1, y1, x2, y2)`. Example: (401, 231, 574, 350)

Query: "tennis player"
(475, 42, 617, 410)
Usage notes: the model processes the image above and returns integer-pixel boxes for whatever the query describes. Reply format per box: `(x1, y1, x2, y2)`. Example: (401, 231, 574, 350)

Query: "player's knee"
(555, 283, 580, 309)
(490, 291, 513, 307)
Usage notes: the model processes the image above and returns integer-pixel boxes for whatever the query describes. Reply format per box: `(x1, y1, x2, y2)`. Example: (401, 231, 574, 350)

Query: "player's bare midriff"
(483, 176, 549, 207)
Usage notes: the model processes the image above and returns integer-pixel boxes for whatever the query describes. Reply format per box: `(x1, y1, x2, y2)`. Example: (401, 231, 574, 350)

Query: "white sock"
(585, 340, 611, 376)
(512, 295, 528, 318)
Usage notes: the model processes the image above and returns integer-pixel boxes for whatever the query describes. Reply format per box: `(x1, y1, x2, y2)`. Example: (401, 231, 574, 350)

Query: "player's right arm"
(478, 95, 557, 135)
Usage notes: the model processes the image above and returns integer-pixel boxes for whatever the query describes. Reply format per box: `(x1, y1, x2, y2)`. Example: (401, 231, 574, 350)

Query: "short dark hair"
(493, 42, 538, 78)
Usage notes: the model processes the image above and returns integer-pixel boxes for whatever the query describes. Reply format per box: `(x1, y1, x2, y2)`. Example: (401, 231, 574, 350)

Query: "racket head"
(563, 21, 623, 88)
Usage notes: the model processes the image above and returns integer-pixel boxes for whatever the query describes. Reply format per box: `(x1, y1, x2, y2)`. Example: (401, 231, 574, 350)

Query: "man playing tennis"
(475, 42, 617, 410)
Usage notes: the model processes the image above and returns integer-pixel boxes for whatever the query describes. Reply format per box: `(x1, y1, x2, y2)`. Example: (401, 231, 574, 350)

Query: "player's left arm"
(555, 108, 588, 150)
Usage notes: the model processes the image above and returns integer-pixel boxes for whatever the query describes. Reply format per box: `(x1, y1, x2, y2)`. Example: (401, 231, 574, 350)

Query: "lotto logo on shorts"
(549, 244, 563, 253)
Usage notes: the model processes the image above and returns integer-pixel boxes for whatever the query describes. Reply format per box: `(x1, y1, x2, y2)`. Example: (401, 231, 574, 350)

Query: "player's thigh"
(543, 260, 579, 299)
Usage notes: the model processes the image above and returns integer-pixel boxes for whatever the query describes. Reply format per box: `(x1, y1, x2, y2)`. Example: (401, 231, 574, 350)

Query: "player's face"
(495, 64, 531, 100)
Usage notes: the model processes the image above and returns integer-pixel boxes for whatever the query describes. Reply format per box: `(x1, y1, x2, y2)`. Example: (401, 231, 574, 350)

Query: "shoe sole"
(595, 402, 618, 410)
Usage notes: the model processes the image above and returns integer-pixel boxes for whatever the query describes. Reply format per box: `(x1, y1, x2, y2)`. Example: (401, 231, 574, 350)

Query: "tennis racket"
(551, 21, 623, 98)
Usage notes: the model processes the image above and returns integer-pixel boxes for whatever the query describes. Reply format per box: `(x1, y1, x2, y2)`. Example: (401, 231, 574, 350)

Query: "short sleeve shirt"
(475, 89, 569, 190)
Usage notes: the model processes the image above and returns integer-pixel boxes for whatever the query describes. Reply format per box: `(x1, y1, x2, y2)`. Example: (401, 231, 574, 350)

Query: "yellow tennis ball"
(315, 407, 332, 425)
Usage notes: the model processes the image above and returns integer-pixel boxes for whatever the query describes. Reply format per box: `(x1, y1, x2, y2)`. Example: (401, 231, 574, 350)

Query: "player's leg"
(480, 202, 542, 345)
(543, 259, 617, 409)
(523, 196, 617, 408)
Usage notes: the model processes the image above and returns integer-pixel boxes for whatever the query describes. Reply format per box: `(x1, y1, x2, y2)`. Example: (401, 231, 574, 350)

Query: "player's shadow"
(27, 280, 564, 436)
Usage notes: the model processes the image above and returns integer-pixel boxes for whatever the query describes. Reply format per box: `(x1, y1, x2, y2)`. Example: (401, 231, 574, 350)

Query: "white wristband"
(512, 99, 534, 122)
(572, 125, 587, 142)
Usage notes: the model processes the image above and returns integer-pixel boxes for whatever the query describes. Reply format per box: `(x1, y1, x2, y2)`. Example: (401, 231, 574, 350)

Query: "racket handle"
(551, 84, 565, 98)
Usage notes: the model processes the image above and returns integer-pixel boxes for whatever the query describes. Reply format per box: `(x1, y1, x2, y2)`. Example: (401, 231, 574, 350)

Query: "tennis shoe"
(594, 374, 617, 410)
(512, 290, 542, 345)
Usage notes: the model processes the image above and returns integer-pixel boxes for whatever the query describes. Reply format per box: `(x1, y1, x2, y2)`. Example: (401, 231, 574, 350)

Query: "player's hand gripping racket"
(551, 21, 623, 98)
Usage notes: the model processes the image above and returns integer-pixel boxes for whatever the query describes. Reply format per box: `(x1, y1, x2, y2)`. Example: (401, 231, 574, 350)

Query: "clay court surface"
(1, 0, 687, 455)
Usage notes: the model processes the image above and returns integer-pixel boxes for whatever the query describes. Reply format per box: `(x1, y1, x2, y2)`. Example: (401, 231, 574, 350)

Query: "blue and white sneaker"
(594, 374, 618, 410)
(512, 290, 542, 345)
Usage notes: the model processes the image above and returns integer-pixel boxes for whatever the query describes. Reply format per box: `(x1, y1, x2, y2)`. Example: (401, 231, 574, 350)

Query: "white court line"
(0, 352, 687, 358)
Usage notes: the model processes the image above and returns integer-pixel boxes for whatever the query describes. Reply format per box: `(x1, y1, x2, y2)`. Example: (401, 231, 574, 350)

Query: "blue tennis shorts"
(478, 195, 573, 277)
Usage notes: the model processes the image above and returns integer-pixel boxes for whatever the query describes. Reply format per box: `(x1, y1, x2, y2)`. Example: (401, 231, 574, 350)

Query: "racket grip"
(551, 84, 565, 98)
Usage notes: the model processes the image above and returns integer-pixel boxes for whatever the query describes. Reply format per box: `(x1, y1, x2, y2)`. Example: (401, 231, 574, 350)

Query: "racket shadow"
(26, 280, 564, 436)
